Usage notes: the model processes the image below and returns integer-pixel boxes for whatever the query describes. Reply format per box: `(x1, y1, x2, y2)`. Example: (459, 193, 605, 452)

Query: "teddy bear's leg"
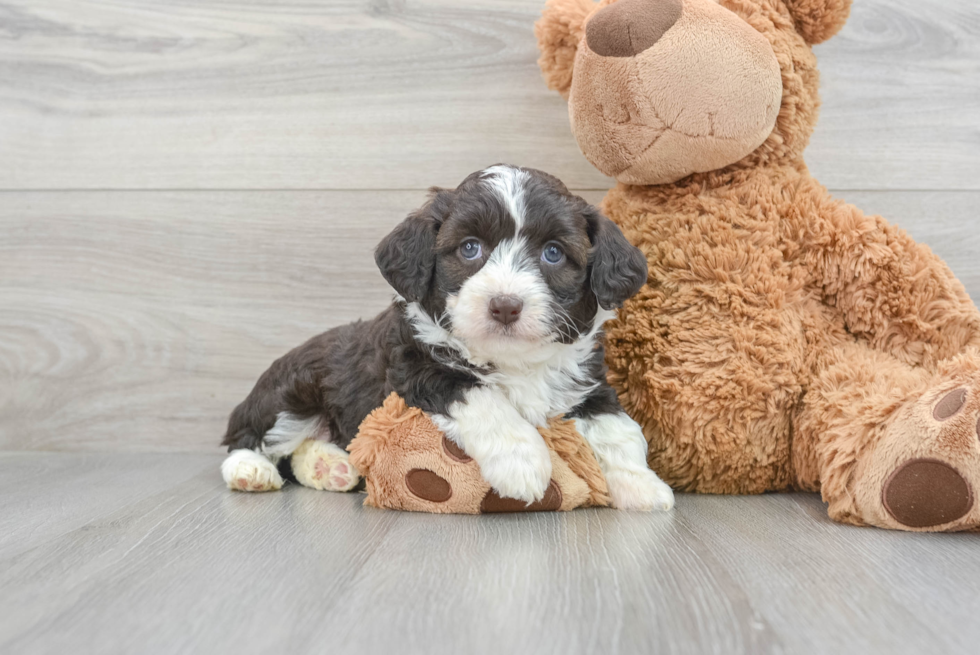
(290, 439, 361, 492)
(794, 343, 980, 531)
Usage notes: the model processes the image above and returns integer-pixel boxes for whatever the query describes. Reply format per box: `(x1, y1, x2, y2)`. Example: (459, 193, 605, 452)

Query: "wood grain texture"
(0, 0, 976, 191)
(2, 189, 978, 452)
(1, 453, 977, 655)
(0, 190, 410, 452)
(809, 0, 980, 190)
(0, 452, 217, 558)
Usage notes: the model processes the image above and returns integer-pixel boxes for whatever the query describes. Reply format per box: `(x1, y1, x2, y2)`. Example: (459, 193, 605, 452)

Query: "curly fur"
(535, 0, 597, 97)
(782, 0, 852, 44)
(539, 0, 980, 531)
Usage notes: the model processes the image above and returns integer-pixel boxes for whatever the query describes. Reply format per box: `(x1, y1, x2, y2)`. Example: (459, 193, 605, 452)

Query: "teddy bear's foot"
(291, 439, 361, 492)
(605, 468, 675, 512)
(222, 449, 283, 492)
(855, 381, 980, 531)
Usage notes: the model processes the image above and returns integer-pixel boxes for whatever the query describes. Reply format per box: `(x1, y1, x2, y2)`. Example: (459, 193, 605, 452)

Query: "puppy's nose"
(586, 0, 683, 58)
(489, 296, 523, 326)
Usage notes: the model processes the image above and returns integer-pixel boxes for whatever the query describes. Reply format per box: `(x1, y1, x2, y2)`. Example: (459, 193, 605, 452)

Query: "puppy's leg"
(575, 412, 674, 511)
(432, 386, 552, 503)
(291, 440, 360, 492)
(222, 412, 336, 493)
(222, 449, 283, 492)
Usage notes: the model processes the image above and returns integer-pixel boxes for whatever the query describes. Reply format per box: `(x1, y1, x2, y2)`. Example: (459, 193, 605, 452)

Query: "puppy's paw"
(606, 468, 674, 512)
(291, 440, 360, 492)
(480, 441, 553, 504)
(222, 450, 283, 492)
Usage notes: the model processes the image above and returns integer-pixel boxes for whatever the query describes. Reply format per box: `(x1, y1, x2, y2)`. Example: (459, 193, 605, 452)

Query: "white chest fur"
(485, 352, 596, 426)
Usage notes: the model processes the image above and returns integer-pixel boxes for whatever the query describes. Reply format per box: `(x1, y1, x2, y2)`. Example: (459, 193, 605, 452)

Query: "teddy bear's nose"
(586, 0, 683, 57)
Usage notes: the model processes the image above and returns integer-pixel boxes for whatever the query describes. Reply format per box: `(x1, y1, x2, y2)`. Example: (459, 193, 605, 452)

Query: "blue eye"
(542, 243, 564, 264)
(460, 239, 482, 261)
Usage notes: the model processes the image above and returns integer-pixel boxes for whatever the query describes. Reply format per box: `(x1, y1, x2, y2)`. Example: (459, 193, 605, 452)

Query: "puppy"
(221, 165, 674, 511)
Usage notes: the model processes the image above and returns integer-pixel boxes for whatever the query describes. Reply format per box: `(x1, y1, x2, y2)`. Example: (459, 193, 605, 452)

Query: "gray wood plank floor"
(2, 453, 978, 655)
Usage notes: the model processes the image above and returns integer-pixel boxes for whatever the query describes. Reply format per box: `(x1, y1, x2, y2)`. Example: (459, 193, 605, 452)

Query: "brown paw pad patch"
(933, 388, 967, 421)
(405, 469, 452, 503)
(480, 481, 562, 513)
(883, 459, 974, 528)
(442, 436, 472, 463)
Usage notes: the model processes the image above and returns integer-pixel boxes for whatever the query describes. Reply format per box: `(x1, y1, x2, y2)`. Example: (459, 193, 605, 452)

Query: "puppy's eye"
(459, 238, 483, 261)
(541, 243, 565, 265)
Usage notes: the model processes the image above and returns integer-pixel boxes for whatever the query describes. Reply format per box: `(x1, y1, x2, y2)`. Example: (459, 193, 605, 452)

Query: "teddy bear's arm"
(801, 197, 980, 368)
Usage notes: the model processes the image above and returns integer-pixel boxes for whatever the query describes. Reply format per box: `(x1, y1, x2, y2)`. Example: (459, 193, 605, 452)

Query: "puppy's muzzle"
(489, 296, 523, 326)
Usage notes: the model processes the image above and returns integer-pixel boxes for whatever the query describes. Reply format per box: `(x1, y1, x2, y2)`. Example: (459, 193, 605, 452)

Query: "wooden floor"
(2, 452, 978, 655)
(2, 1, 979, 653)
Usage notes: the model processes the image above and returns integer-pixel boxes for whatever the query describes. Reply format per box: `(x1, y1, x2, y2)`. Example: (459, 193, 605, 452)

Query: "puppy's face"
(376, 165, 647, 364)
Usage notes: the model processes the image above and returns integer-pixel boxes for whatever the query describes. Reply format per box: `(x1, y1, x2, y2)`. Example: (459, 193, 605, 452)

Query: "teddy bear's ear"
(783, 0, 853, 45)
(535, 0, 598, 98)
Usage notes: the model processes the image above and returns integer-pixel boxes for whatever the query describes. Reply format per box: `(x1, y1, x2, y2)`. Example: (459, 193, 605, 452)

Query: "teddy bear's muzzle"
(569, 0, 783, 185)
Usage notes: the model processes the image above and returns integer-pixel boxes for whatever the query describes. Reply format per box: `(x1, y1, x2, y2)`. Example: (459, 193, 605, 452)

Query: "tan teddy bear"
(334, 393, 610, 514)
(536, 0, 980, 531)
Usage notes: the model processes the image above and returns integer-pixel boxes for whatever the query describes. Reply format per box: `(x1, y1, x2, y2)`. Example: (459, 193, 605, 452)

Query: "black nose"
(489, 296, 523, 325)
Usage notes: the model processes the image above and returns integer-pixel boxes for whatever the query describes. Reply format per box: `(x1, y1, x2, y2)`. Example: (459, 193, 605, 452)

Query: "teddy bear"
(297, 393, 610, 514)
(535, 0, 980, 531)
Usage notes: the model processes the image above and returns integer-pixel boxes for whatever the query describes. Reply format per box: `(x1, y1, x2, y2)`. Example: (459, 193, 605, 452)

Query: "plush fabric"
(537, 0, 980, 532)
(345, 393, 610, 514)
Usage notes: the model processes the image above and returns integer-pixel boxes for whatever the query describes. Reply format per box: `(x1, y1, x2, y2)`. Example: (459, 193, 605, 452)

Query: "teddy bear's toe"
(882, 459, 974, 528)
(932, 387, 968, 421)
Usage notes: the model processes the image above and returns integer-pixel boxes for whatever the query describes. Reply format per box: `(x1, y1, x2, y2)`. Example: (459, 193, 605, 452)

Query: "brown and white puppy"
(221, 165, 674, 510)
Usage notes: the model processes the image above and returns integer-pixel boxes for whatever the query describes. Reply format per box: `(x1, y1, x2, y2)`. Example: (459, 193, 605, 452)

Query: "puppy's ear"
(585, 207, 648, 310)
(375, 198, 442, 303)
(535, 0, 597, 98)
(783, 0, 852, 45)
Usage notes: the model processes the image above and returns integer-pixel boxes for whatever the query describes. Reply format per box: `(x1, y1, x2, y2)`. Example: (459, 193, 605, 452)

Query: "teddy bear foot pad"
(867, 383, 980, 531)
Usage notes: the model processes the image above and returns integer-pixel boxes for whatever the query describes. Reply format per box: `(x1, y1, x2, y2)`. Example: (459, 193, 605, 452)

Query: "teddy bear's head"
(536, 0, 851, 185)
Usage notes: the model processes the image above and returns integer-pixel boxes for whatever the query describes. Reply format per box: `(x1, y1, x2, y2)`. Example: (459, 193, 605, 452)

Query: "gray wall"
(1, 0, 978, 452)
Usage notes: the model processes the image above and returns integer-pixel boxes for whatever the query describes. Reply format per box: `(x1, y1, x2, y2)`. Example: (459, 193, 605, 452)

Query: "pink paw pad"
(313, 459, 330, 481)
(312, 457, 355, 490)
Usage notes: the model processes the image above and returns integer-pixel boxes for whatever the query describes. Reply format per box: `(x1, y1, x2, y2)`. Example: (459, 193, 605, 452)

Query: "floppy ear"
(535, 0, 597, 98)
(585, 207, 648, 310)
(782, 0, 852, 45)
(375, 203, 440, 303)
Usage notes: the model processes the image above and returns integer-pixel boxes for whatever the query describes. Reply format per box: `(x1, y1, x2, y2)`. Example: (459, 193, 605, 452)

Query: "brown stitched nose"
(586, 0, 683, 58)
(489, 296, 523, 326)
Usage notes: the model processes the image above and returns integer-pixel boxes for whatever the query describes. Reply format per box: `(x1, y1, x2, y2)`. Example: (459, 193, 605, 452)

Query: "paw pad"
(933, 388, 967, 421)
(442, 436, 472, 463)
(882, 458, 974, 528)
(405, 469, 453, 502)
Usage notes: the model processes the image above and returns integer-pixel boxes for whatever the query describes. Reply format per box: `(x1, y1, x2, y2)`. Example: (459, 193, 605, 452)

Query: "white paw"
(222, 450, 283, 492)
(480, 441, 553, 504)
(292, 440, 360, 492)
(606, 468, 675, 512)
